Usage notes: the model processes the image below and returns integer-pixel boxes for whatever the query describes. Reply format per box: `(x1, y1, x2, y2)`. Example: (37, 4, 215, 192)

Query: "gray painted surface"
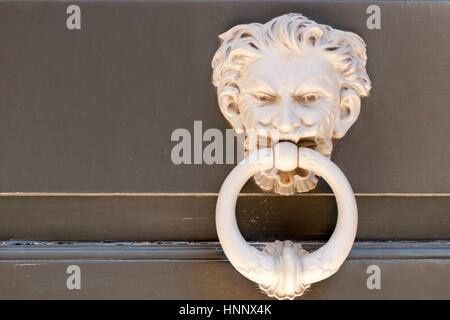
(0, 242, 449, 299)
(0, 1, 448, 193)
(0, 0, 449, 300)
(0, 195, 449, 241)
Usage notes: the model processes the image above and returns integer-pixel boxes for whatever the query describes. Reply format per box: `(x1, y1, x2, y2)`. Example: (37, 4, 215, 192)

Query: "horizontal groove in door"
(1, 241, 449, 261)
(0, 241, 449, 299)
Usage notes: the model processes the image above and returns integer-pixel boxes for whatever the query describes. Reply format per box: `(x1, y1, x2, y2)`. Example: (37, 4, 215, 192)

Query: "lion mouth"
(296, 138, 318, 150)
(251, 136, 322, 195)
(276, 138, 317, 178)
(267, 137, 318, 151)
(275, 138, 319, 156)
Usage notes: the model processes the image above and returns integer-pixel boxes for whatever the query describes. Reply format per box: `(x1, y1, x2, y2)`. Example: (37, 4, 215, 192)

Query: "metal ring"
(216, 143, 358, 299)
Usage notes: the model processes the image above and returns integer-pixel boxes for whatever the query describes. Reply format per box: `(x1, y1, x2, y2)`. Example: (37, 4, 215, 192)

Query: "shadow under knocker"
(211, 13, 371, 299)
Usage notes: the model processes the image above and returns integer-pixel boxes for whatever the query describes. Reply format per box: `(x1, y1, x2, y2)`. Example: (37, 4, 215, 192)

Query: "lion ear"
(334, 88, 361, 139)
(218, 91, 244, 132)
(222, 103, 244, 132)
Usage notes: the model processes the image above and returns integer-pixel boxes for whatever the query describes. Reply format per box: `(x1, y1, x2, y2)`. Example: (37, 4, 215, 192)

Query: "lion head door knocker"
(212, 13, 371, 299)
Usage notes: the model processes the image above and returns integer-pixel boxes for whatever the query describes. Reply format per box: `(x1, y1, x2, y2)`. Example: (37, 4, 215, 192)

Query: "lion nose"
(273, 98, 299, 133)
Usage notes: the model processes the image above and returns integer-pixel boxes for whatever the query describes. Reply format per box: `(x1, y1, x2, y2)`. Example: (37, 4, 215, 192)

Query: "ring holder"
(211, 13, 371, 299)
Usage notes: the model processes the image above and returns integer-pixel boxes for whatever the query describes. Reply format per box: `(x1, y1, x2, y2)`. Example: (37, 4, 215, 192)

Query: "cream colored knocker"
(216, 142, 357, 299)
(212, 13, 371, 299)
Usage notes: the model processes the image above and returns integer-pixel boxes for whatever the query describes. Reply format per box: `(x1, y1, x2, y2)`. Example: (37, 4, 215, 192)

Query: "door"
(0, 0, 449, 300)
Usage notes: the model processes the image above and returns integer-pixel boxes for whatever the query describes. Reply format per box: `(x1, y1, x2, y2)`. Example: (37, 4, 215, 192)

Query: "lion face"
(237, 49, 342, 193)
(238, 49, 341, 151)
(212, 13, 370, 194)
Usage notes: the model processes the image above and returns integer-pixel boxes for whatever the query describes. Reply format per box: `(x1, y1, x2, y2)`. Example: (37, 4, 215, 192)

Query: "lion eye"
(253, 92, 275, 103)
(295, 93, 320, 104)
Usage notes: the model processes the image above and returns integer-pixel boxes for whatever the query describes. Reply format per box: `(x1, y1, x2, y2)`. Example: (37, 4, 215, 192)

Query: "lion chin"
(255, 168, 318, 195)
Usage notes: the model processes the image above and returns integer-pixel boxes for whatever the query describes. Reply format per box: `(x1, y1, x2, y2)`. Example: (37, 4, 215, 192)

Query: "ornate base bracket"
(259, 240, 311, 300)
